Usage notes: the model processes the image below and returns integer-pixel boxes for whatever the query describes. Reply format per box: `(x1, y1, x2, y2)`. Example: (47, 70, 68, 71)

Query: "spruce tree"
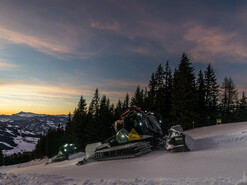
(123, 93, 129, 110)
(72, 95, 87, 149)
(239, 91, 247, 119)
(115, 99, 123, 119)
(98, 95, 114, 141)
(86, 89, 101, 143)
(163, 61, 173, 120)
(155, 64, 165, 89)
(131, 85, 144, 109)
(88, 88, 100, 116)
(65, 110, 76, 144)
(148, 73, 157, 111)
(68, 112, 72, 122)
(204, 64, 219, 124)
(196, 70, 206, 126)
(171, 53, 197, 130)
(77, 96, 87, 116)
(154, 64, 165, 115)
(221, 76, 238, 113)
(0, 149, 4, 166)
(142, 87, 149, 111)
(240, 91, 247, 109)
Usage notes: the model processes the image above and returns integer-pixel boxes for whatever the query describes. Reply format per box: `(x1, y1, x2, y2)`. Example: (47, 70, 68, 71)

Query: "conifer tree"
(86, 89, 101, 143)
(131, 85, 144, 109)
(115, 99, 123, 119)
(221, 76, 238, 113)
(164, 61, 173, 89)
(163, 61, 173, 120)
(123, 93, 129, 110)
(0, 149, 4, 166)
(154, 64, 165, 115)
(239, 91, 247, 119)
(68, 112, 72, 122)
(148, 73, 157, 111)
(155, 64, 165, 89)
(196, 70, 206, 126)
(65, 112, 72, 134)
(98, 95, 114, 140)
(171, 53, 197, 129)
(109, 103, 115, 117)
(240, 91, 247, 109)
(64, 110, 76, 144)
(77, 96, 87, 116)
(72, 95, 87, 149)
(204, 64, 219, 123)
(88, 88, 100, 116)
(142, 87, 149, 111)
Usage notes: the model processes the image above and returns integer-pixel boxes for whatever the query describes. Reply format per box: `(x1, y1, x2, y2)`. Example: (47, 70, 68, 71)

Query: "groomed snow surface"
(1, 122, 247, 185)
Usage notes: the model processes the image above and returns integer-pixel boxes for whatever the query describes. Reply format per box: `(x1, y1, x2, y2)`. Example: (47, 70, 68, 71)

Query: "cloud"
(89, 19, 120, 32)
(0, 80, 136, 114)
(0, 26, 94, 59)
(0, 82, 85, 114)
(0, 61, 19, 71)
(184, 23, 247, 63)
(0, 79, 139, 104)
(0, 27, 65, 52)
(0, 1, 181, 59)
(0, 83, 83, 100)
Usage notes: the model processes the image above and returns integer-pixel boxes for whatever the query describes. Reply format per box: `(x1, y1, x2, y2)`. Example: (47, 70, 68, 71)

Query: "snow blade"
(85, 142, 102, 158)
(76, 142, 102, 165)
(165, 125, 190, 152)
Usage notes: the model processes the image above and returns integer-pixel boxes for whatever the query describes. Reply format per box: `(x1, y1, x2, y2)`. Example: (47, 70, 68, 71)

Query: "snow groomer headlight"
(116, 128, 129, 144)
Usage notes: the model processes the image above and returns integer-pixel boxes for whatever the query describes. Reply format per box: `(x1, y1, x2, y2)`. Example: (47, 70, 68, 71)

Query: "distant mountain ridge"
(12, 111, 47, 118)
(0, 111, 69, 155)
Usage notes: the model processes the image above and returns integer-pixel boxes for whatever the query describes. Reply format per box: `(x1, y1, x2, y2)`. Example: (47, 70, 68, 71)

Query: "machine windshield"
(123, 113, 149, 135)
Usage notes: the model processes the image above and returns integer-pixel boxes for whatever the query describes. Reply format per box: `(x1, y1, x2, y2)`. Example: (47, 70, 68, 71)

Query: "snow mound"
(17, 158, 49, 168)
(194, 130, 247, 150)
(182, 127, 247, 151)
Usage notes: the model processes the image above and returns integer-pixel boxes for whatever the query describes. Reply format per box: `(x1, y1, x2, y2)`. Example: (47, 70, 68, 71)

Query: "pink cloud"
(0, 83, 84, 100)
(184, 23, 247, 63)
(0, 26, 94, 59)
(0, 78, 139, 105)
(89, 18, 182, 57)
(0, 27, 68, 52)
(0, 61, 19, 71)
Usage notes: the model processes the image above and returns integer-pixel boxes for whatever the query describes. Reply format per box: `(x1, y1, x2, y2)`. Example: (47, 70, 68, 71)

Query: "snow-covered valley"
(1, 122, 247, 185)
(0, 112, 68, 155)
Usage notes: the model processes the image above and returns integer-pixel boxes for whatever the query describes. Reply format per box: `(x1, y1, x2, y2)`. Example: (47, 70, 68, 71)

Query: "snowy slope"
(1, 122, 247, 185)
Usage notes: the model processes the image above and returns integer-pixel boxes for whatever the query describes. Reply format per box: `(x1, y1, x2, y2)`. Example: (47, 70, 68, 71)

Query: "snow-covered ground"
(1, 122, 247, 185)
(2, 136, 39, 155)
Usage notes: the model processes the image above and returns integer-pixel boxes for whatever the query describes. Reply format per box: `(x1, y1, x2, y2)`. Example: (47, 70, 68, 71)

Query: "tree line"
(1, 53, 246, 166)
(130, 53, 245, 130)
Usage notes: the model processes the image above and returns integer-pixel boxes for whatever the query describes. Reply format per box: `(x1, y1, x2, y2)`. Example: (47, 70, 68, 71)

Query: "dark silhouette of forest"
(1, 53, 246, 166)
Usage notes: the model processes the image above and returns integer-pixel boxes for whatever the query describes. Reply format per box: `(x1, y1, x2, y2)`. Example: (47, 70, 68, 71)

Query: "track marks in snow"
(194, 131, 247, 151)
(1, 173, 247, 185)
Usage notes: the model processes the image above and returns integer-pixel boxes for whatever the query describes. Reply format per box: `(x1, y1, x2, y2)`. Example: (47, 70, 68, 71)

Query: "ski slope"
(1, 122, 247, 185)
